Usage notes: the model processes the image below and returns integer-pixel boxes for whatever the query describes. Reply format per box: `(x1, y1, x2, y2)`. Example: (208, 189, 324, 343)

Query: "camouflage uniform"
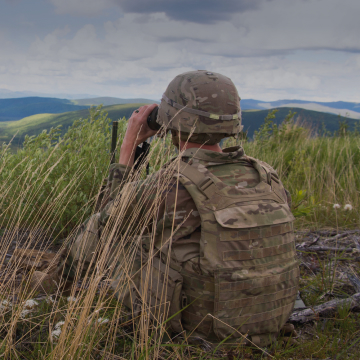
(64, 146, 260, 280)
(58, 70, 298, 346)
(63, 144, 297, 346)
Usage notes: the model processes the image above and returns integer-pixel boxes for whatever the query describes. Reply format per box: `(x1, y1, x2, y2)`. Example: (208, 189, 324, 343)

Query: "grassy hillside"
(242, 107, 359, 137)
(2, 96, 359, 122)
(0, 109, 359, 359)
(0, 103, 147, 146)
(0, 97, 88, 121)
(1, 105, 359, 148)
(241, 99, 360, 119)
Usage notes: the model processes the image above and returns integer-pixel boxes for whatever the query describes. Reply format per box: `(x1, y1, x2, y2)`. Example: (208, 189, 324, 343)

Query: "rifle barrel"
(110, 121, 119, 164)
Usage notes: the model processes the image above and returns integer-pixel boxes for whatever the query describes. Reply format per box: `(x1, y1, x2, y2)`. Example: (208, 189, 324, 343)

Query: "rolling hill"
(240, 99, 360, 119)
(2, 95, 359, 123)
(0, 103, 147, 147)
(0, 97, 90, 122)
(240, 107, 359, 137)
(0, 96, 158, 122)
(1, 104, 359, 148)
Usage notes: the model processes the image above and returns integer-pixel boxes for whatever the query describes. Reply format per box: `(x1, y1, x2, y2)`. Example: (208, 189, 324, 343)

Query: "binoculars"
(147, 106, 161, 131)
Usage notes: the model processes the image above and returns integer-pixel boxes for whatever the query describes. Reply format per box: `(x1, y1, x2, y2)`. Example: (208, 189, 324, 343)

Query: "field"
(0, 96, 157, 122)
(0, 97, 89, 122)
(1, 104, 359, 149)
(0, 103, 148, 147)
(0, 107, 359, 359)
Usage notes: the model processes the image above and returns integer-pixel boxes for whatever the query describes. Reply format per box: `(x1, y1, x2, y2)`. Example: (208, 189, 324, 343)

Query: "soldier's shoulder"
(243, 155, 278, 174)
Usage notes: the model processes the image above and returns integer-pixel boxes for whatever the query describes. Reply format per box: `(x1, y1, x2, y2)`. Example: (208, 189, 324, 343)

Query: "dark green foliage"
(337, 117, 349, 137)
(226, 109, 360, 228)
(2, 103, 359, 147)
(1, 106, 360, 359)
(0, 106, 113, 237)
(242, 107, 360, 138)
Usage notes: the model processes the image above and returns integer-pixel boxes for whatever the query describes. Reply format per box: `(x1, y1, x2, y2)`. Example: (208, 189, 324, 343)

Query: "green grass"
(225, 112, 360, 230)
(1, 107, 360, 359)
(0, 113, 57, 144)
(2, 104, 359, 149)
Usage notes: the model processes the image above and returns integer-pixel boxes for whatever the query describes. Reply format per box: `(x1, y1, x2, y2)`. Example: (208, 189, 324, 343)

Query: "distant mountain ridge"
(1, 104, 359, 148)
(241, 99, 360, 119)
(0, 89, 97, 100)
(0, 96, 158, 122)
(0, 97, 88, 122)
(0, 103, 146, 146)
(1, 95, 359, 121)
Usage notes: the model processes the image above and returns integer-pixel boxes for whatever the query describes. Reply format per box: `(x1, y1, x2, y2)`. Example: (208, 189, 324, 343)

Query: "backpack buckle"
(198, 177, 215, 196)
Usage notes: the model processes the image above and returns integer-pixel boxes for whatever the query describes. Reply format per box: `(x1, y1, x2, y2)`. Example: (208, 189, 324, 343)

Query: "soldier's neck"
(179, 141, 222, 153)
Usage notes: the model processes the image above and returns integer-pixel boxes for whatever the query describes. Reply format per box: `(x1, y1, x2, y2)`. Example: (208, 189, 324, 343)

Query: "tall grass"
(225, 112, 360, 229)
(0, 107, 191, 359)
(0, 107, 359, 359)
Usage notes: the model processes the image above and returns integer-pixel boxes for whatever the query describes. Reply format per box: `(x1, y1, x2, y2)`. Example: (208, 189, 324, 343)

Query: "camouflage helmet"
(157, 70, 242, 145)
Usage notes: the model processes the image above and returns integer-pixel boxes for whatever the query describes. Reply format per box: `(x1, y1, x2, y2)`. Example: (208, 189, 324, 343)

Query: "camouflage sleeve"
(284, 188, 292, 208)
(98, 165, 175, 235)
(99, 163, 132, 210)
(99, 163, 144, 229)
(98, 164, 201, 250)
(107, 163, 132, 203)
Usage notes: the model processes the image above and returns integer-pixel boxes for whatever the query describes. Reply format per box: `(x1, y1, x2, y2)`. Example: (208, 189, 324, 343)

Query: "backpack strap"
(178, 156, 271, 190)
(243, 155, 272, 184)
(178, 161, 217, 198)
(178, 158, 287, 206)
(249, 158, 288, 203)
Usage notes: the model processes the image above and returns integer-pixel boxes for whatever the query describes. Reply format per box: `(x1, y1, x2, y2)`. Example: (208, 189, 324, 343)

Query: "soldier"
(31, 70, 299, 346)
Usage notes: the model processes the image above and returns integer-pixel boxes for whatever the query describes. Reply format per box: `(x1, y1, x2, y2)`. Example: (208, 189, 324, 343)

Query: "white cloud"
(229, 0, 360, 54)
(1, 0, 360, 101)
(49, 0, 114, 16)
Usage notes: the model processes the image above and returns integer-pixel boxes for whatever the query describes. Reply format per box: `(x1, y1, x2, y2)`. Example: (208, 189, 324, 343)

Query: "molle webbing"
(177, 159, 298, 344)
(181, 270, 215, 337)
(223, 241, 295, 261)
(181, 261, 299, 338)
(217, 265, 299, 293)
(218, 285, 298, 310)
(178, 160, 285, 205)
(220, 222, 293, 242)
(218, 302, 295, 327)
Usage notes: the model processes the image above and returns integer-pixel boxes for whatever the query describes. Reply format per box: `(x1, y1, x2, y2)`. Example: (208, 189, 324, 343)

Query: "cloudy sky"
(1, 0, 359, 102)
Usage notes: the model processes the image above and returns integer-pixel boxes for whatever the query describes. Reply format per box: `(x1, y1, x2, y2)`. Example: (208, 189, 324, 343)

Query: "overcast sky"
(1, 0, 359, 102)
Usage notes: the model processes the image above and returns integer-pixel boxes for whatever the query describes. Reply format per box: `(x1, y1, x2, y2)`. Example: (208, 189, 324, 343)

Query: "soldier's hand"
(119, 103, 158, 167)
(124, 104, 158, 147)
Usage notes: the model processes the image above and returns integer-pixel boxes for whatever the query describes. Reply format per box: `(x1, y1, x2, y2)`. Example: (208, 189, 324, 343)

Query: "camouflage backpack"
(174, 156, 299, 346)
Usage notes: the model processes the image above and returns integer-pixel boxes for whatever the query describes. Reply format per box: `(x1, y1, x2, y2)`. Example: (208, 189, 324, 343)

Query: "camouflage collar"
(181, 146, 245, 163)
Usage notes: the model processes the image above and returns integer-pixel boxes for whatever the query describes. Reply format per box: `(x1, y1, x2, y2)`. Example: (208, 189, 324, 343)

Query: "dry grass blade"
(0, 110, 359, 359)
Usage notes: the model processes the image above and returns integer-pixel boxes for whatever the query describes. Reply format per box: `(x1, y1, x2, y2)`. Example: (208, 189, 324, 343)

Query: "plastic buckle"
(198, 177, 213, 193)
